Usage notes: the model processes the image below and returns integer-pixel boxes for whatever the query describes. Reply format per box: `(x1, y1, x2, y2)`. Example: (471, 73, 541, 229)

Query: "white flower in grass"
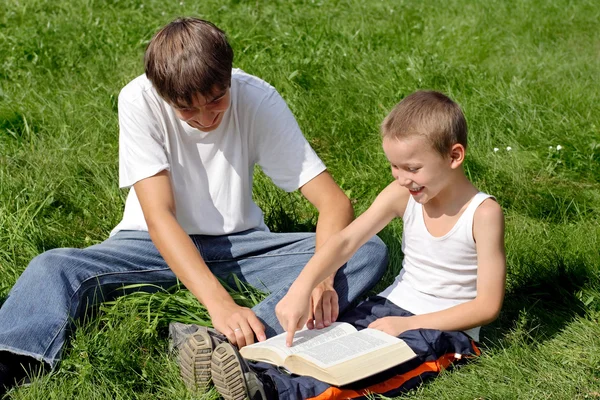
(556, 145, 563, 151)
(493, 147, 499, 152)
(549, 146, 554, 150)
(506, 146, 512, 151)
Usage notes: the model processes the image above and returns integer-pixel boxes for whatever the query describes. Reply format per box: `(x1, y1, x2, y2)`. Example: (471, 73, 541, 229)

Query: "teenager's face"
(382, 135, 456, 205)
(172, 86, 231, 132)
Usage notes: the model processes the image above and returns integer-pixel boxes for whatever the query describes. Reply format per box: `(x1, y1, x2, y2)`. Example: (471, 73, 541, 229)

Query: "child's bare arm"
(370, 199, 506, 336)
(276, 182, 409, 346)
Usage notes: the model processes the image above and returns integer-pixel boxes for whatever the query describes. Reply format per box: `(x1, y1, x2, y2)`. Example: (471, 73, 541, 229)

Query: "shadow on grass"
(482, 260, 593, 347)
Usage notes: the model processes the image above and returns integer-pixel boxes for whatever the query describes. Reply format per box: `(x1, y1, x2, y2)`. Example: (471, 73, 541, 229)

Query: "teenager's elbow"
(144, 207, 177, 233)
(320, 194, 353, 220)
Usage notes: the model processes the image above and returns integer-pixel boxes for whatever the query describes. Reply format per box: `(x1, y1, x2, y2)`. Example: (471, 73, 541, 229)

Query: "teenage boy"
(0, 17, 388, 395)
(202, 90, 506, 399)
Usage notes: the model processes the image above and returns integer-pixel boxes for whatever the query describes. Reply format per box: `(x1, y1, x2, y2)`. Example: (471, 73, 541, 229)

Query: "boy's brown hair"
(144, 17, 233, 108)
(381, 91, 467, 156)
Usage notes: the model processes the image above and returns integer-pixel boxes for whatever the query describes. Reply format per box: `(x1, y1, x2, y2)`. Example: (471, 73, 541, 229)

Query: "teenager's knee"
(22, 248, 86, 287)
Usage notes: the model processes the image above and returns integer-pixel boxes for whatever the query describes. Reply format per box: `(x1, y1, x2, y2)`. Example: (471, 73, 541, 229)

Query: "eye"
(174, 105, 195, 112)
(407, 167, 420, 173)
(211, 94, 227, 104)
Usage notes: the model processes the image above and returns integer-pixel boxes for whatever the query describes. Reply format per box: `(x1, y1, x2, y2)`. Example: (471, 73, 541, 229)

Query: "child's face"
(382, 135, 456, 204)
(172, 86, 231, 132)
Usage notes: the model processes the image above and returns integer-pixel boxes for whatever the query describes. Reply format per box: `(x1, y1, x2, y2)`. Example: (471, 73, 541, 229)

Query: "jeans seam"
(42, 317, 70, 366)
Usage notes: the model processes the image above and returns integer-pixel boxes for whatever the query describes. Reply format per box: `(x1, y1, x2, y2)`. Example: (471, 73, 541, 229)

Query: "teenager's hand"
(368, 316, 417, 337)
(275, 289, 312, 347)
(208, 301, 266, 348)
(306, 280, 339, 330)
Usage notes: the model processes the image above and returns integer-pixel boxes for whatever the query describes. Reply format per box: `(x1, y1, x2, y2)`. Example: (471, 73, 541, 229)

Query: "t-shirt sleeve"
(118, 88, 170, 189)
(253, 90, 326, 192)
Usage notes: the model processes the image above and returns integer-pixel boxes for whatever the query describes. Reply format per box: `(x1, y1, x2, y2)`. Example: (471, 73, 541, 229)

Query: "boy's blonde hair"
(381, 91, 467, 156)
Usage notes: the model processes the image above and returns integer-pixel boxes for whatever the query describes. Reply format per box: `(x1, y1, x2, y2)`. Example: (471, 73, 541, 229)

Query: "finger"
(224, 328, 238, 347)
(238, 319, 255, 348)
(247, 312, 266, 342)
(322, 294, 332, 327)
(306, 298, 315, 330)
(285, 321, 299, 347)
(233, 325, 247, 348)
(313, 297, 324, 329)
(331, 294, 339, 322)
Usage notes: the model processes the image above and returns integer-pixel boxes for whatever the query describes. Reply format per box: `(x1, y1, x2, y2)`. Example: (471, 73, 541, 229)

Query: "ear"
(449, 143, 465, 169)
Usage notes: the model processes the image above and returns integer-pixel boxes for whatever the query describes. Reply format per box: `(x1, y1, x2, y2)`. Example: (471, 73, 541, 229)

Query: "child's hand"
(368, 316, 416, 337)
(275, 288, 312, 346)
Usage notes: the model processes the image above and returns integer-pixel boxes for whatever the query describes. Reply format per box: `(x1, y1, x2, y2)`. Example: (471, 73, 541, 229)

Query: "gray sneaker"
(168, 322, 227, 390)
(210, 342, 269, 400)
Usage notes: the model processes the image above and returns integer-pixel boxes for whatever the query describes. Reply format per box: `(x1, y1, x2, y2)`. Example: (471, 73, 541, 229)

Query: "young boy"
(0, 18, 389, 395)
(203, 90, 506, 399)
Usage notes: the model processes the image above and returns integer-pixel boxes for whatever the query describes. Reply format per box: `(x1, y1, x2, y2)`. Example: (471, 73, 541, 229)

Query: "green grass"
(1, 0, 599, 398)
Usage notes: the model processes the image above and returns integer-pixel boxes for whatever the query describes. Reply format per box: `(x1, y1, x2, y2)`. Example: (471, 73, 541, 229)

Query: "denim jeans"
(0, 229, 388, 369)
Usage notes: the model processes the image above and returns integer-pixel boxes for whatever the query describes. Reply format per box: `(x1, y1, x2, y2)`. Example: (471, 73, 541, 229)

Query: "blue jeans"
(0, 229, 388, 369)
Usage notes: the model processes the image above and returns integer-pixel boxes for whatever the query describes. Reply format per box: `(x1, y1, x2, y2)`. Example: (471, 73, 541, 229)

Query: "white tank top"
(379, 192, 494, 341)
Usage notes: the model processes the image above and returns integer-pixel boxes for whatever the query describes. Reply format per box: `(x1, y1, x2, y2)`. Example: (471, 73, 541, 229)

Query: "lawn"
(1, 0, 599, 398)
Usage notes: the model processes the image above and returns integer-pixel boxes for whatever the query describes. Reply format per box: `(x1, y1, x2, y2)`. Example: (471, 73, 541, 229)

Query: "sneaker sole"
(178, 329, 213, 390)
(211, 344, 250, 400)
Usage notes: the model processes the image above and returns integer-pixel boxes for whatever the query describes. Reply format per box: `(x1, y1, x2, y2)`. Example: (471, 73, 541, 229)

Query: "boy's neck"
(424, 172, 478, 217)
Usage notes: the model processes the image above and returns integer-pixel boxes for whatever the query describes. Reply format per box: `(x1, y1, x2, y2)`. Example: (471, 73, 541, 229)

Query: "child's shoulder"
(473, 195, 504, 237)
(474, 196, 503, 219)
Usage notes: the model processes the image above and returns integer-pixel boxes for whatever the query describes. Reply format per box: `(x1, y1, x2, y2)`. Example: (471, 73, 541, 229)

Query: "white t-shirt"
(379, 192, 494, 341)
(111, 69, 326, 236)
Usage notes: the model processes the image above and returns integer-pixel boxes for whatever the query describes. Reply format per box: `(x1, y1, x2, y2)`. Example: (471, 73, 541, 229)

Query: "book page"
(242, 322, 357, 358)
(293, 328, 402, 368)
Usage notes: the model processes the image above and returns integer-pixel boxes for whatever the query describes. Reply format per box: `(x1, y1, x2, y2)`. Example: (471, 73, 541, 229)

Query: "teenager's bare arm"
(369, 199, 506, 335)
(134, 170, 265, 347)
(277, 181, 410, 345)
(300, 171, 354, 250)
(298, 171, 353, 329)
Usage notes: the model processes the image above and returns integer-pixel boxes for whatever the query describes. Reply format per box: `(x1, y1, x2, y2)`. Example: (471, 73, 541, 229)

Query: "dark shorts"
(251, 296, 480, 400)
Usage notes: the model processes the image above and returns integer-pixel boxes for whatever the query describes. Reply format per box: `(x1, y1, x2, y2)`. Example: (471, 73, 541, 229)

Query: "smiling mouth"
(408, 186, 424, 194)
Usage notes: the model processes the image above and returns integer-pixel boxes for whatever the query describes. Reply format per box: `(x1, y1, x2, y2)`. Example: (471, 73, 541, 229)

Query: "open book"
(239, 322, 417, 386)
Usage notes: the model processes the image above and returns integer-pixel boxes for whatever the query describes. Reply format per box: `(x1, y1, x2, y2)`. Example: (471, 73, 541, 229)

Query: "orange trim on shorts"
(307, 352, 459, 400)
(471, 341, 481, 356)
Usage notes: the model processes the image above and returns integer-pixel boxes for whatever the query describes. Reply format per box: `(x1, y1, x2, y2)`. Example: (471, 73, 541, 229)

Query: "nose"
(395, 173, 412, 187)
(197, 110, 216, 127)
